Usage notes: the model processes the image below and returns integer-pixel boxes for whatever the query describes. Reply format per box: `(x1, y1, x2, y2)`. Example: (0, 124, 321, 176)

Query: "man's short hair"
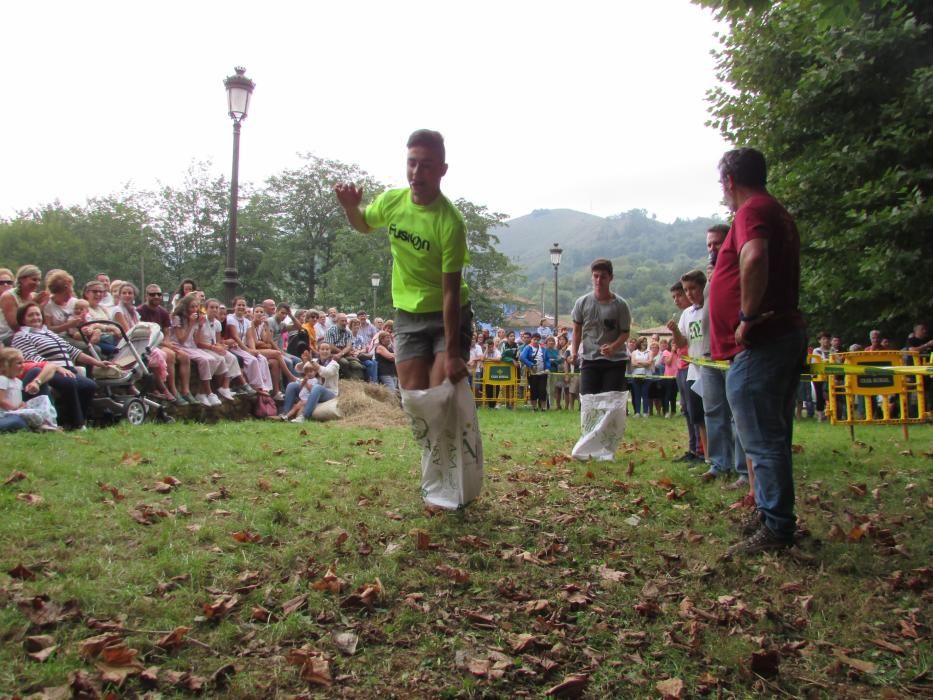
(531, 333, 541, 340)
(719, 148, 767, 188)
(276, 302, 290, 312)
(669, 281, 684, 293)
(818, 330, 830, 339)
(681, 269, 707, 287)
(407, 129, 446, 162)
(707, 223, 730, 237)
(590, 258, 613, 276)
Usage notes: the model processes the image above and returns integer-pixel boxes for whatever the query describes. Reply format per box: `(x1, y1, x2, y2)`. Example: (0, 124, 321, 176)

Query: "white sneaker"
(290, 416, 305, 423)
(273, 392, 285, 402)
(194, 393, 212, 406)
(207, 393, 222, 406)
(217, 388, 235, 401)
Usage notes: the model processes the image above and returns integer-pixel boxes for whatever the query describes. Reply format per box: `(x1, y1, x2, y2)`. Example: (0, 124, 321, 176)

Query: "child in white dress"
(281, 361, 319, 421)
(0, 348, 60, 430)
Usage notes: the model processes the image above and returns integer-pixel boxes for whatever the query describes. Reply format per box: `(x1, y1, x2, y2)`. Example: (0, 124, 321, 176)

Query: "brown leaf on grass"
(899, 619, 918, 639)
(27, 644, 58, 662)
(210, 663, 237, 689)
(95, 642, 145, 686)
(311, 564, 347, 594)
(649, 477, 675, 489)
(750, 649, 780, 677)
(202, 594, 238, 619)
(510, 633, 543, 653)
(205, 487, 230, 501)
(633, 600, 661, 618)
(287, 648, 332, 687)
(164, 670, 206, 692)
(152, 481, 173, 494)
(127, 504, 166, 526)
(870, 638, 904, 654)
(120, 451, 145, 466)
(409, 528, 431, 550)
(339, 579, 383, 610)
(9, 563, 37, 580)
(626, 461, 635, 476)
(658, 445, 667, 459)
(140, 666, 160, 687)
(334, 530, 349, 547)
(155, 626, 189, 651)
(524, 599, 551, 614)
(597, 564, 631, 583)
(25, 634, 56, 652)
(848, 524, 869, 542)
(827, 524, 846, 541)
(332, 630, 359, 656)
(461, 609, 497, 629)
(282, 594, 309, 618)
(832, 649, 876, 674)
(385, 510, 403, 521)
(97, 481, 125, 501)
(17, 596, 81, 628)
(656, 677, 685, 699)
(546, 672, 588, 697)
(4, 470, 27, 485)
(251, 605, 278, 623)
(17, 492, 43, 505)
(85, 616, 124, 632)
(232, 530, 263, 544)
(791, 444, 804, 453)
(457, 535, 491, 549)
(151, 573, 191, 597)
(848, 483, 868, 497)
(436, 564, 471, 584)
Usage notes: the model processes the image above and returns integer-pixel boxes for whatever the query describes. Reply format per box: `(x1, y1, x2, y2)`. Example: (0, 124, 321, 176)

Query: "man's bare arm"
(442, 271, 468, 383)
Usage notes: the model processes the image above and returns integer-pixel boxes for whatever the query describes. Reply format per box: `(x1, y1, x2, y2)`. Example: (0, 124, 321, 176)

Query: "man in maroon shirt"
(708, 148, 807, 556)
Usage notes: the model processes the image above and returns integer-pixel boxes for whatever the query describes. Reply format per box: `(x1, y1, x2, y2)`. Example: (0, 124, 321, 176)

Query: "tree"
(255, 155, 384, 307)
(456, 199, 522, 326)
(698, 0, 933, 340)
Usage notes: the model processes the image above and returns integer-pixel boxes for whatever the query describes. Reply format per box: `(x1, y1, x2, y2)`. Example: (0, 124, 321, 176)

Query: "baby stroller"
(77, 320, 169, 426)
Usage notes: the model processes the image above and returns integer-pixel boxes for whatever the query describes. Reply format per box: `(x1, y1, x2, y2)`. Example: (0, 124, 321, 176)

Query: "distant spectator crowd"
(0, 263, 929, 435)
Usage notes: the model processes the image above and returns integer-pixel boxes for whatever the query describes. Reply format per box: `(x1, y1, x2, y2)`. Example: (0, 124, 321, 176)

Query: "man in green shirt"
(335, 129, 482, 510)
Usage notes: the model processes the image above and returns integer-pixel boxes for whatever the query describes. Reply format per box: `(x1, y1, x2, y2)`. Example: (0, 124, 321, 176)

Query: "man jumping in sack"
(569, 259, 632, 461)
(335, 129, 483, 510)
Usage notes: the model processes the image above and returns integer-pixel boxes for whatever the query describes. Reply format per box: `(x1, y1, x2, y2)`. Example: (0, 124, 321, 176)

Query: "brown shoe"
(726, 524, 793, 557)
(721, 476, 749, 492)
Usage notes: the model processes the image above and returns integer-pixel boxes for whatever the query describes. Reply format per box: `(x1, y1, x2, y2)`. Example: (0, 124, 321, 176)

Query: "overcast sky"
(1, 1, 731, 223)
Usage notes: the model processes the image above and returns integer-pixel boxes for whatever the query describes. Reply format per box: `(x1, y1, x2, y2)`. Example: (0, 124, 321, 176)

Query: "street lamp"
(223, 66, 255, 305)
(549, 243, 563, 331)
(370, 273, 381, 316)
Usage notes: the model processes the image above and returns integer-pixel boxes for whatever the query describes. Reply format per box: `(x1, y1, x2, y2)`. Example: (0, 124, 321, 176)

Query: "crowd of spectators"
(0, 263, 929, 435)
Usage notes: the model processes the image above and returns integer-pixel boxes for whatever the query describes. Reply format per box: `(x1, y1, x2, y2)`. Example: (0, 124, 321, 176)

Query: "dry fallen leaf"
(231, 530, 263, 544)
(833, 650, 877, 674)
(287, 648, 332, 687)
(339, 579, 383, 610)
(546, 672, 589, 697)
(436, 564, 471, 584)
(16, 492, 43, 505)
(3, 470, 27, 486)
(17, 596, 81, 628)
(202, 594, 238, 620)
(155, 626, 189, 651)
(332, 630, 359, 656)
(656, 677, 685, 699)
(8, 563, 37, 580)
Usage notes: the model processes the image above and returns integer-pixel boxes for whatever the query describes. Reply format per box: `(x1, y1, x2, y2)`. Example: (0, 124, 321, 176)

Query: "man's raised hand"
(334, 183, 363, 209)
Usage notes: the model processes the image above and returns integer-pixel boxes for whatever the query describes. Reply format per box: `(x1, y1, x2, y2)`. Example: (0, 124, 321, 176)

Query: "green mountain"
(490, 208, 725, 328)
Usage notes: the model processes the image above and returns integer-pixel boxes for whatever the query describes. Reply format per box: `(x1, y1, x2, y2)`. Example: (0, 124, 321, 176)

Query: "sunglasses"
(148, 292, 163, 296)
(0, 280, 13, 286)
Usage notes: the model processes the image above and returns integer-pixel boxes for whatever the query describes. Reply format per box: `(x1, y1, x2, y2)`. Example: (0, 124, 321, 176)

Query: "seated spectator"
(0, 347, 61, 431)
(356, 310, 378, 349)
(11, 302, 116, 430)
(197, 298, 251, 401)
(95, 272, 114, 306)
(298, 310, 320, 356)
(170, 279, 198, 309)
(170, 293, 224, 407)
(325, 312, 364, 380)
(111, 282, 175, 401)
(81, 280, 118, 357)
(138, 283, 193, 405)
(349, 317, 377, 383)
(43, 270, 81, 342)
(251, 306, 296, 398)
(224, 297, 272, 396)
(374, 330, 398, 393)
(1, 265, 49, 346)
(267, 303, 302, 373)
(280, 342, 340, 423)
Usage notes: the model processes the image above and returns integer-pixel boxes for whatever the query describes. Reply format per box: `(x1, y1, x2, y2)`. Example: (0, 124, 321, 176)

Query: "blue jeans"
(726, 328, 807, 538)
(302, 384, 336, 418)
(0, 414, 29, 432)
(702, 365, 746, 476)
(281, 381, 302, 414)
(362, 358, 378, 383)
(630, 376, 649, 414)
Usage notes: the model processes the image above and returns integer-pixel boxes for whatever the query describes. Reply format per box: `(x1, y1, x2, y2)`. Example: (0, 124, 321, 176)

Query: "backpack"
(253, 393, 278, 418)
(286, 329, 310, 357)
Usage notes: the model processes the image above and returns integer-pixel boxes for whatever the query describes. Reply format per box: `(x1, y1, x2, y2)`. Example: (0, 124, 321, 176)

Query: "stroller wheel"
(125, 398, 147, 426)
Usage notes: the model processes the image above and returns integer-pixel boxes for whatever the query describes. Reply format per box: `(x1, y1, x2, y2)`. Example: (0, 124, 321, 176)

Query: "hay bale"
(334, 380, 407, 428)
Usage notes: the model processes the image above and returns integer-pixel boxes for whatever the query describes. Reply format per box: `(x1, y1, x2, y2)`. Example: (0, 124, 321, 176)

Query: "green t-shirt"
(364, 188, 470, 313)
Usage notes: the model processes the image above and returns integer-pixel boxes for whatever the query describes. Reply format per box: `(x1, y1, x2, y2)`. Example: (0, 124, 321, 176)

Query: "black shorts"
(685, 379, 705, 424)
(579, 359, 628, 395)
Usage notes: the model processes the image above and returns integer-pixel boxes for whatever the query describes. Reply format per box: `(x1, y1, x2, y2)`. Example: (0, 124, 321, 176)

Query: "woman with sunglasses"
(0, 265, 50, 346)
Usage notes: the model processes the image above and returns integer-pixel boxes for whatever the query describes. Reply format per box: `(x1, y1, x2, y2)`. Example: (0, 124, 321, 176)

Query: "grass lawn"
(0, 407, 930, 699)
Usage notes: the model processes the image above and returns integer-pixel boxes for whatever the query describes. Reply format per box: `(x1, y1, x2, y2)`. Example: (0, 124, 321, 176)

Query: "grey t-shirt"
(571, 292, 632, 363)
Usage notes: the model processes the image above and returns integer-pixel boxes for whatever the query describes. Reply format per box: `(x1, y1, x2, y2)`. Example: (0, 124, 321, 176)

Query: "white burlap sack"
(571, 390, 628, 461)
(401, 379, 484, 510)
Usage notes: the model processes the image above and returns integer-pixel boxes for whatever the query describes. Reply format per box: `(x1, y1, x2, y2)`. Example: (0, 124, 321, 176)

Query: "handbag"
(253, 393, 278, 418)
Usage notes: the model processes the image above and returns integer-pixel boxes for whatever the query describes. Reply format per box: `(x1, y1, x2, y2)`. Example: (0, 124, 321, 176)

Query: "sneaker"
(242, 384, 257, 396)
(290, 416, 305, 423)
(194, 393, 212, 407)
(726, 524, 793, 557)
(273, 392, 285, 402)
(184, 393, 198, 405)
(699, 469, 721, 483)
(217, 388, 235, 401)
(721, 476, 749, 492)
(174, 394, 190, 406)
(207, 393, 222, 406)
(673, 452, 699, 463)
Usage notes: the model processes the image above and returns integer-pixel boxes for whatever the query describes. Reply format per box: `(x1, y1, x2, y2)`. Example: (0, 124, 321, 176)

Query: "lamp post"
(549, 243, 563, 331)
(370, 273, 381, 317)
(223, 66, 255, 305)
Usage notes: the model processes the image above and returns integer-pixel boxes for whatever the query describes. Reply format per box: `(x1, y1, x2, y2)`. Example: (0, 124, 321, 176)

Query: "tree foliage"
(700, 0, 933, 340)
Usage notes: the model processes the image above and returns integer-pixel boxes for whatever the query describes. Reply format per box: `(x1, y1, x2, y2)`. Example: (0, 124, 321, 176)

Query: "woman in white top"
(629, 337, 652, 417)
(0, 265, 49, 345)
(224, 297, 273, 395)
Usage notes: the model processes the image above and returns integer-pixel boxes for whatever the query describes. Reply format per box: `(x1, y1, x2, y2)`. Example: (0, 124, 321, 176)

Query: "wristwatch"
(738, 310, 760, 323)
